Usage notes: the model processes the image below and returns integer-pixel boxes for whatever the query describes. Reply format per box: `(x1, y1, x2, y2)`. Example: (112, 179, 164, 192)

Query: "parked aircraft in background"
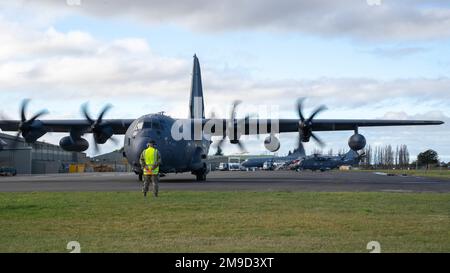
(241, 145, 306, 169)
(295, 150, 364, 172)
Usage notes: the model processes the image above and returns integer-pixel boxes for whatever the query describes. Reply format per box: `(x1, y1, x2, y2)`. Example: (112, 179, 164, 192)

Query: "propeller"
(208, 111, 223, 156)
(81, 103, 116, 153)
(213, 100, 249, 155)
(297, 98, 327, 148)
(13, 99, 49, 147)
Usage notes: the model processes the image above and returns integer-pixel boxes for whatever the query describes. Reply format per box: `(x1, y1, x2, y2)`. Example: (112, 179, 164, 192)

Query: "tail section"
(293, 142, 306, 158)
(189, 54, 205, 119)
(342, 150, 363, 165)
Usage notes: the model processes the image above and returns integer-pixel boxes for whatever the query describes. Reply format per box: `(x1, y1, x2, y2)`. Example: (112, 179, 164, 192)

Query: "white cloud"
(0, 18, 449, 117)
(14, 0, 450, 41)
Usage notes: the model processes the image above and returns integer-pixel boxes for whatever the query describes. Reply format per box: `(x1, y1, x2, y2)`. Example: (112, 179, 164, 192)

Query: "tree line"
(360, 144, 410, 169)
(361, 145, 444, 169)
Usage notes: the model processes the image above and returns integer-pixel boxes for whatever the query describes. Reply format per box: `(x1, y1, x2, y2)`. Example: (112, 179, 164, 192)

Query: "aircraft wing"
(202, 118, 444, 136)
(1, 117, 443, 137)
(0, 119, 135, 134)
(278, 119, 444, 133)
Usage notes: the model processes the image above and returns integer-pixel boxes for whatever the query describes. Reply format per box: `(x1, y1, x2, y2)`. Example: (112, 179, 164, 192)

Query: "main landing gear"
(195, 171, 207, 181)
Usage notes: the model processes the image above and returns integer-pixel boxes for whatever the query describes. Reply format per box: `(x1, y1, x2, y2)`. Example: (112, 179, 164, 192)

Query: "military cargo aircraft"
(295, 150, 364, 172)
(241, 145, 306, 169)
(0, 55, 444, 181)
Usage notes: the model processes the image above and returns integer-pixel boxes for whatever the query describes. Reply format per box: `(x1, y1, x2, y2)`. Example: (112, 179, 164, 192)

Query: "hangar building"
(0, 132, 88, 175)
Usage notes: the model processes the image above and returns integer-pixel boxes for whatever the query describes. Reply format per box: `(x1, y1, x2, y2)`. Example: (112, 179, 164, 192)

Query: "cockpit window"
(143, 121, 152, 129)
(152, 121, 161, 130)
(136, 121, 143, 131)
(137, 119, 164, 130)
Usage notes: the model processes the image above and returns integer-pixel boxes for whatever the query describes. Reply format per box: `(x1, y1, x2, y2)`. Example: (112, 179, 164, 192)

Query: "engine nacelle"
(348, 133, 366, 151)
(59, 136, 89, 152)
(264, 135, 280, 152)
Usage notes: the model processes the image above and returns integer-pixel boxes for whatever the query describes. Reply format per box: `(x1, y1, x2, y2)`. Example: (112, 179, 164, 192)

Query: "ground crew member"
(140, 140, 161, 197)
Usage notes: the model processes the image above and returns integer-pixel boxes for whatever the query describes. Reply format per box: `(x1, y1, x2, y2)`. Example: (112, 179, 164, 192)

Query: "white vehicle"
(228, 156, 242, 171)
(218, 162, 229, 171)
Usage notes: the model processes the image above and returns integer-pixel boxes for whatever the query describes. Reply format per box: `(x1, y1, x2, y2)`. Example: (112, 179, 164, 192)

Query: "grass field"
(356, 169, 450, 180)
(1, 191, 449, 253)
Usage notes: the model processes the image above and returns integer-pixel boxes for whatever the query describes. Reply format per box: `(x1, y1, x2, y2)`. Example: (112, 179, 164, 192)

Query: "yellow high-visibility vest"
(143, 146, 159, 175)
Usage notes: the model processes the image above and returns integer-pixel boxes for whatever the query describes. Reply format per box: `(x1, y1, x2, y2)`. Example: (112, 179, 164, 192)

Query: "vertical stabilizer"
(189, 54, 205, 119)
(342, 149, 360, 163)
(291, 142, 306, 158)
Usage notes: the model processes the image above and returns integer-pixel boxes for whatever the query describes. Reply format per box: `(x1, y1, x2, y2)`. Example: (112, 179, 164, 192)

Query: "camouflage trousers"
(143, 174, 159, 197)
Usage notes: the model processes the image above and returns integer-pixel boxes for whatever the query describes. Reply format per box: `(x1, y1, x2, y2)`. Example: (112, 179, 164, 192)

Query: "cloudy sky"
(0, 0, 449, 161)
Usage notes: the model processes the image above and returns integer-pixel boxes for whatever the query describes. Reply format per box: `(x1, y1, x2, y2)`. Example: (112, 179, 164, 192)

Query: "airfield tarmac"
(0, 170, 449, 193)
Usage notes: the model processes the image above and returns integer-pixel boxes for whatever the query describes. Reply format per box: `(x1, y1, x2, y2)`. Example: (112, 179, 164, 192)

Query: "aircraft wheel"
(195, 172, 207, 182)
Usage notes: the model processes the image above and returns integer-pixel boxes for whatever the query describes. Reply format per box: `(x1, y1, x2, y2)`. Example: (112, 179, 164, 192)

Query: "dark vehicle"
(0, 167, 17, 176)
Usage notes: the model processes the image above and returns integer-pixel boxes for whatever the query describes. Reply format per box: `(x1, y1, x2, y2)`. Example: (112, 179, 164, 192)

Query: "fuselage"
(241, 151, 305, 169)
(298, 151, 360, 171)
(123, 113, 211, 174)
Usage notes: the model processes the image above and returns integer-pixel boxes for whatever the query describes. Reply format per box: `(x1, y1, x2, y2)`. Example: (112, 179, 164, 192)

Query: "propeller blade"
(244, 113, 258, 122)
(81, 103, 95, 124)
(97, 104, 112, 124)
(308, 105, 327, 121)
(237, 141, 247, 154)
(296, 98, 306, 122)
(230, 100, 242, 121)
(110, 136, 119, 145)
(217, 135, 226, 145)
(93, 135, 100, 153)
(311, 133, 325, 147)
(82, 103, 115, 150)
(214, 136, 226, 156)
(215, 146, 223, 156)
(28, 109, 49, 123)
(20, 99, 31, 122)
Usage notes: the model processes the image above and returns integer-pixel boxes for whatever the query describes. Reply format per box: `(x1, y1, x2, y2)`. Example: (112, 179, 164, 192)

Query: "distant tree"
(395, 145, 399, 167)
(417, 149, 439, 170)
(397, 144, 409, 169)
(385, 145, 394, 168)
(403, 145, 410, 168)
(361, 145, 372, 168)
